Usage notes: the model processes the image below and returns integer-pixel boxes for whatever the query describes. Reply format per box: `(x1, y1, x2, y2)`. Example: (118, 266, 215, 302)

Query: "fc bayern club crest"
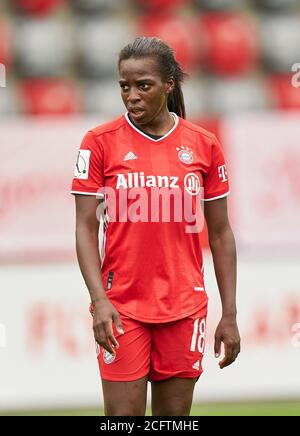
(103, 349, 116, 364)
(177, 146, 193, 165)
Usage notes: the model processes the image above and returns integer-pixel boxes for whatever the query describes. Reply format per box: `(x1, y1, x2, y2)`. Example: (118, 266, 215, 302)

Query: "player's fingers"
(232, 340, 241, 362)
(93, 322, 115, 355)
(214, 335, 222, 358)
(112, 312, 124, 335)
(219, 342, 235, 369)
(104, 319, 119, 349)
(101, 338, 116, 355)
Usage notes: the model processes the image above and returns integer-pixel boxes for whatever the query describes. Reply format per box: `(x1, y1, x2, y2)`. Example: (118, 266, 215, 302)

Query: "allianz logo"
(116, 172, 179, 189)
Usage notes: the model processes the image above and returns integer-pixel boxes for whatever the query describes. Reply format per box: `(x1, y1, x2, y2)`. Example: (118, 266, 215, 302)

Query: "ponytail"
(168, 82, 186, 119)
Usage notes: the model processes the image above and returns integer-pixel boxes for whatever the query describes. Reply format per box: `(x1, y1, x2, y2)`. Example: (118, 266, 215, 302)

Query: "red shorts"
(92, 306, 208, 382)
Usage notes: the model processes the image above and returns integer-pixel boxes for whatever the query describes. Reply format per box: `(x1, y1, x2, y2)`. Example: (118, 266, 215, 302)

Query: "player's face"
(119, 57, 173, 125)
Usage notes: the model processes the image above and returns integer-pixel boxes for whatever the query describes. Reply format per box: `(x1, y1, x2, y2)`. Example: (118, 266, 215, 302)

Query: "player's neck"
(132, 110, 175, 137)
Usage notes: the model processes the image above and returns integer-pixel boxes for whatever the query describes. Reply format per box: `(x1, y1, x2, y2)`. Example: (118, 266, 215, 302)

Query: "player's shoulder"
(180, 118, 216, 142)
(89, 115, 126, 139)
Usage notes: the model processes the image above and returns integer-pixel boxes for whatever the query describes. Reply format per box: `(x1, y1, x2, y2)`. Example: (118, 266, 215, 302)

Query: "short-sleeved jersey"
(71, 113, 229, 323)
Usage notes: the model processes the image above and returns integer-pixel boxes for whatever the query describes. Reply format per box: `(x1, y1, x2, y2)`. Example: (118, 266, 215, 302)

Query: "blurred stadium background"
(0, 0, 300, 416)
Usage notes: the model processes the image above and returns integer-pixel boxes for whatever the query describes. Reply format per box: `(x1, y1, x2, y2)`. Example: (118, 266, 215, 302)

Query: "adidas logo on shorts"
(192, 360, 200, 370)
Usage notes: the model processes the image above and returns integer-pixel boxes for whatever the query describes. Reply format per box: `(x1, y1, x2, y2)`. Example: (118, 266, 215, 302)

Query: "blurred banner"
(223, 112, 300, 251)
(0, 113, 300, 409)
(0, 117, 103, 263)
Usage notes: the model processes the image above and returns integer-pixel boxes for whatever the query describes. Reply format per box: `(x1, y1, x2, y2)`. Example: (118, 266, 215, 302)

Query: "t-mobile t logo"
(218, 164, 228, 182)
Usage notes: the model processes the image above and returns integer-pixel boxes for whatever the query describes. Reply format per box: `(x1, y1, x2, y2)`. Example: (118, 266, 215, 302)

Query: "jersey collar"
(124, 112, 179, 142)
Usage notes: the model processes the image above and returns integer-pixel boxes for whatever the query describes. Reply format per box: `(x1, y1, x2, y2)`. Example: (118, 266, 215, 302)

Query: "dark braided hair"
(119, 37, 187, 119)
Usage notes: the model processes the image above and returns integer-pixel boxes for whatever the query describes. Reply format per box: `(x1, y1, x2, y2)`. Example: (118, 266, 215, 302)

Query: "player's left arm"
(204, 197, 241, 369)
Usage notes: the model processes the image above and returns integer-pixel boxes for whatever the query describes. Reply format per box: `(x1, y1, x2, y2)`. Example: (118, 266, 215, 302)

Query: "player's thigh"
(102, 376, 148, 416)
(95, 315, 151, 415)
(150, 308, 207, 415)
(151, 377, 196, 416)
(150, 309, 207, 382)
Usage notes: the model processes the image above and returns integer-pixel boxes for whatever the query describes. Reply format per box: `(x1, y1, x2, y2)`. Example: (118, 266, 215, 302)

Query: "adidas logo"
(124, 151, 138, 161)
(192, 360, 200, 370)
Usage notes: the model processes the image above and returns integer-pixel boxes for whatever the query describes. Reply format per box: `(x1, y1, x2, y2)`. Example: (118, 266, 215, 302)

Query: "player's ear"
(165, 77, 175, 95)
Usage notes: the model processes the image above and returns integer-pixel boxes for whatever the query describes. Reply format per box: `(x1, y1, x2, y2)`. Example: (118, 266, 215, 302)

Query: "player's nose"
(127, 87, 141, 104)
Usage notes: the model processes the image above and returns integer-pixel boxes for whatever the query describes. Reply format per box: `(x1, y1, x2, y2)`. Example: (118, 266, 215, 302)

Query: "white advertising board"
(0, 257, 299, 410)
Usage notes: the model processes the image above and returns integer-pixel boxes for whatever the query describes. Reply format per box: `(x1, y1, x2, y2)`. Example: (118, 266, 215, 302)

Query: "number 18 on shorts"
(96, 308, 208, 382)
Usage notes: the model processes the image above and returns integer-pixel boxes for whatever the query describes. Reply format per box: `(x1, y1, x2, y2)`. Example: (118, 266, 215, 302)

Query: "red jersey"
(71, 113, 229, 323)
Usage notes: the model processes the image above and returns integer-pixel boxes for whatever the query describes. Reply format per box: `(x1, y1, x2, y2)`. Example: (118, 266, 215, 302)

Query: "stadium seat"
(138, 15, 199, 72)
(0, 18, 13, 71)
(15, 18, 73, 76)
(195, 0, 242, 10)
(134, 0, 191, 11)
(19, 79, 83, 115)
(12, 0, 63, 15)
(83, 80, 124, 116)
(199, 14, 260, 76)
(253, 0, 298, 10)
(206, 78, 268, 114)
(181, 79, 208, 118)
(77, 18, 135, 78)
(72, 0, 124, 13)
(260, 15, 300, 72)
(269, 74, 300, 110)
(0, 87, 18, 115)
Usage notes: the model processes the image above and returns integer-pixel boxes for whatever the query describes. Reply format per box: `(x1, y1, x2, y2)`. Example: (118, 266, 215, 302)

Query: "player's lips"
(128, 108, 146, 120)
(128, 107, 145, 114)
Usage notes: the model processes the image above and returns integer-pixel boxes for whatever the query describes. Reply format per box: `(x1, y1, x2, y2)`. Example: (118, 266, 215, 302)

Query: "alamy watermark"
(291, 63, 300, 88)
(0, 323, 6, 348)
(95, 183, 206, 235)
(0, 63, 6, 88)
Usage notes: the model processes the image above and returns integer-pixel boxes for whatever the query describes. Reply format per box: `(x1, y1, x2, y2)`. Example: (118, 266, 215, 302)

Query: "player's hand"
(92, 298, 124, 355)
(214, 316, 241, 369)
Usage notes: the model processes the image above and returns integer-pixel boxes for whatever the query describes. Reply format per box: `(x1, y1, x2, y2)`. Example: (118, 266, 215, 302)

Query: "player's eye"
(120, 84, 129, 92)
(139, 83, 150, 91)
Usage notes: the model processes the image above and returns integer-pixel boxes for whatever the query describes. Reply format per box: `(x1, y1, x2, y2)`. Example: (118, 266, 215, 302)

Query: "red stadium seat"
(269, 74, 300, 110)
(135, 0, 191, 11)
(199, 14, 260, 76)
(19, 79, 83, 115)
(13, 0, 63, 15)
(0, 18, 13, 70)
(138, 15, 199, 72)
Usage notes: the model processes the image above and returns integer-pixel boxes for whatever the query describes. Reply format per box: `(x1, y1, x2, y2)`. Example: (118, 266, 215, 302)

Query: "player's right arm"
(75, 194, 124, 355)
(72, 129, 124, 355)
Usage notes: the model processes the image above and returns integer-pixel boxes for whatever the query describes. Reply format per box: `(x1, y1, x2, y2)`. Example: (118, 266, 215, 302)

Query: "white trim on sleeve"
(203, 191, 230, 202)
(70, 191, 104, 197)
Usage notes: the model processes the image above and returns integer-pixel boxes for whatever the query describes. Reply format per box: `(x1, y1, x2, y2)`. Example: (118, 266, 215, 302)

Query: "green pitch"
(1, 401, 300, 416)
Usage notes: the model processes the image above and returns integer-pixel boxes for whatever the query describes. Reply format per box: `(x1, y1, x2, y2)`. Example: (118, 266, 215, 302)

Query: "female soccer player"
(71, 37, 240, 416)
